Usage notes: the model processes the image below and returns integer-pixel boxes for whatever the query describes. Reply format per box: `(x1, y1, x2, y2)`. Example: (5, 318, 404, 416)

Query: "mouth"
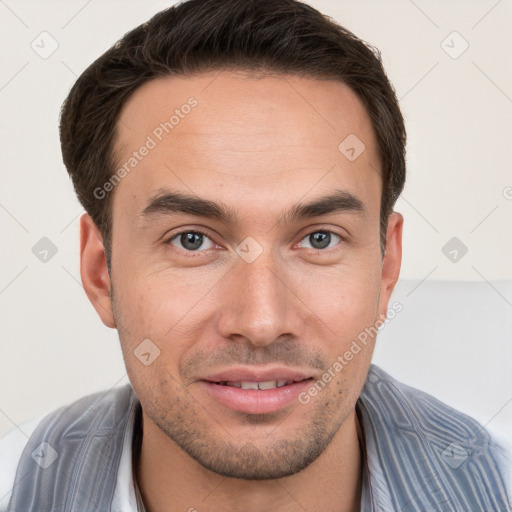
(211, 378, 310, 389)
(200, 377, 315, 414)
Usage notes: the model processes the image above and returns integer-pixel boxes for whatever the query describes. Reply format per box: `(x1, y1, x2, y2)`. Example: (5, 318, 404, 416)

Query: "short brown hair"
(59, 0, 406, 271)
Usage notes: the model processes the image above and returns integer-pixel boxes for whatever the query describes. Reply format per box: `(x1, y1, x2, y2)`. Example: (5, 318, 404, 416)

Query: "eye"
(298, 230, 342, 251)
(166, 230, 216, 252)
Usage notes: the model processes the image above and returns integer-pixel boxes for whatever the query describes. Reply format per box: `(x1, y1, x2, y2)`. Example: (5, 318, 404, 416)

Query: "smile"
(215, 379, 302, 389)
(201, 378, 314, 414)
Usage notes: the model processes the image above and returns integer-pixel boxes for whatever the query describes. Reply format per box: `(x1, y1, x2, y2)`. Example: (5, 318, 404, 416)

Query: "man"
(1, 0, 510, 510)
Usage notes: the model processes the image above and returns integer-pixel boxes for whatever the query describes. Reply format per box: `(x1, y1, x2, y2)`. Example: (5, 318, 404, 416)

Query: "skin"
(80, 71, 403, 512)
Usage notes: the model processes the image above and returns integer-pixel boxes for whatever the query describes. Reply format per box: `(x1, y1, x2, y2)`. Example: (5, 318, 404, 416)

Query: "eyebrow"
(139, 188, 366, 226)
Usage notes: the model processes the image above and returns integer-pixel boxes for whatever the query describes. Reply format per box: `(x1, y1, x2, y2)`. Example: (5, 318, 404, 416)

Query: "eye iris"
(310, 231, 331, 249)
(181, 232, 203, 250)
(177, 232, 333, 251)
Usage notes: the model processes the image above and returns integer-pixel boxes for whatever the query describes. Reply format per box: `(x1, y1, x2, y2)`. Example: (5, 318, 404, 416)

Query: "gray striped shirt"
(5, 364, 511, 511)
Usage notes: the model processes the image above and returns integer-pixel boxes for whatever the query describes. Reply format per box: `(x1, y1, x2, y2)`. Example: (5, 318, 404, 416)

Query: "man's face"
(84, 71, 402, 479)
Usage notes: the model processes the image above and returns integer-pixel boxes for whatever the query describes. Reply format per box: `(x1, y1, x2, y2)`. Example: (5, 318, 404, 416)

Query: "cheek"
(295, 263, 381, 332)
(115, 283, 187, 404)
(113, 272, 214, 379)
(291, 265, 381, 394)
(114, 269, 197, 337)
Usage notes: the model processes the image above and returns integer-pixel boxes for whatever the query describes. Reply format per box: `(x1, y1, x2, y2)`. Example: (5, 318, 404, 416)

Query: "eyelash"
(163, 228, 344, 257)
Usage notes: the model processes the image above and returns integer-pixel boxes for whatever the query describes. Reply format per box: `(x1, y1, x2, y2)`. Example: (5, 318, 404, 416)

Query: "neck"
(134, 409, 363, 512)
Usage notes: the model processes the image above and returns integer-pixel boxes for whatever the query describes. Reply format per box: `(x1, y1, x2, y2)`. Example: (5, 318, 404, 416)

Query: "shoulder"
(0, 384, 136, 512)
(358, 364, 512, 510)
(361, 364, 509, 446)
(0, 414, 48, 511)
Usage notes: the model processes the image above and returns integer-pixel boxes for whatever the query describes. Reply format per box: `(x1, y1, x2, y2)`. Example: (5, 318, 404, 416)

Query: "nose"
(216, 249, 305, 347)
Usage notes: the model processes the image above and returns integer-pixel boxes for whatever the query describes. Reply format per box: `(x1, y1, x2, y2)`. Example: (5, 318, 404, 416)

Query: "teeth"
(241, 381, 259, 390)
(258, 380, 278, 390)
(221, 380, 294, 390)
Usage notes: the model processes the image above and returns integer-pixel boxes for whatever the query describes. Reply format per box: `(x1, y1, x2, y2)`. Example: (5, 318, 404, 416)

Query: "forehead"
(112, 71, 381, 223)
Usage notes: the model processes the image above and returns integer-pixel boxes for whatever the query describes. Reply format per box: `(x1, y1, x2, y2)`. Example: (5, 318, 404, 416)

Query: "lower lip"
(200, 379, 313, 414)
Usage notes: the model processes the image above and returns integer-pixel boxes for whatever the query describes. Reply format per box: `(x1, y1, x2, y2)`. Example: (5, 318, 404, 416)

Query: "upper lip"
(199, 366, 314, 383)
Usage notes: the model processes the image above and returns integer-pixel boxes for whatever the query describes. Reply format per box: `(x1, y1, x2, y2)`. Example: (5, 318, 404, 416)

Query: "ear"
(377, 212, 403, 318)
(80, 213, 116, 328)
